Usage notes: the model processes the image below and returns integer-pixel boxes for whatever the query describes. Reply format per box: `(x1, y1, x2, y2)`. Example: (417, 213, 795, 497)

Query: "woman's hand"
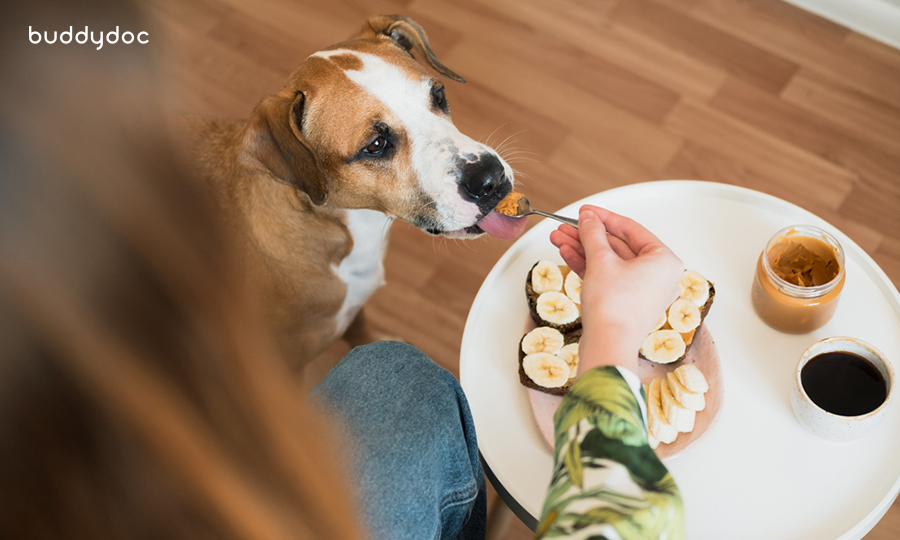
(549, 205, 683, 374)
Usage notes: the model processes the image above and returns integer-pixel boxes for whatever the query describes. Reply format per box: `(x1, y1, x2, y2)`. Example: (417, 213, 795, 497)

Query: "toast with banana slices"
(639, 271, 716, 364)
(517, 326, 582, 396)
(518, 262, 716, 395)
(525, 260, 582, 334)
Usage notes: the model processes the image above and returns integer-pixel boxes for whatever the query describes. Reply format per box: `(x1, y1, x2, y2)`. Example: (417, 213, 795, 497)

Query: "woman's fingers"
(554, 209, 615, 277)
(557, 223, 579, 242)
(552, 206, 659, 278)
(607, 233, 637, 261)
(552, 218, 637, 263)
(575, 209, 639, 260)
(550, 228, 584, 257)
(581, 205, 667, 256)
(577, 209, 614, 261)
(558, 245, 586, 277)
(551, 230, 587, 277)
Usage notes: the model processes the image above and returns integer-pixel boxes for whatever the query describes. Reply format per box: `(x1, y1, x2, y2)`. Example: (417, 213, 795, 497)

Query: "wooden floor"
(147, 0, 900, 537)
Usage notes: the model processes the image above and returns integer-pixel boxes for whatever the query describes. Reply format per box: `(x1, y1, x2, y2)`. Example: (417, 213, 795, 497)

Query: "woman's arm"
(535, 206, 685, 539)
(536, 366, 683, 539)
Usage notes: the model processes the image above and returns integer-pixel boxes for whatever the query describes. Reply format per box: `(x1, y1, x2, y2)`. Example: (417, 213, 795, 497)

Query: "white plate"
(460, 181, 900, 540)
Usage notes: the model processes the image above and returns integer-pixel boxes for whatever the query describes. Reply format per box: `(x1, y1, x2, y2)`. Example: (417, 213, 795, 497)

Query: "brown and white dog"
(184, 15, 524, 369)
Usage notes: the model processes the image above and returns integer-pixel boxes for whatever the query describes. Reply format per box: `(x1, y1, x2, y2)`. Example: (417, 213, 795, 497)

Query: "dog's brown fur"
(182, 16, 467, 369)
(182, 116, 352, 367)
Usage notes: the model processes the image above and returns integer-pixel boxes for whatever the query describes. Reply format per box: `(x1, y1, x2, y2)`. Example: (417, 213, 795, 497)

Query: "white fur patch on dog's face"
(308, 47, 513, 237)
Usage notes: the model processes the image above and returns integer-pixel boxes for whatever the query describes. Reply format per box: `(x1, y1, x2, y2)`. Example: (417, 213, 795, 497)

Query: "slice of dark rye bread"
(638, 281, 715, 363)
(518, 328, 582, 396)
(519, 282, 715, 396)
(525, 262, 582, 334)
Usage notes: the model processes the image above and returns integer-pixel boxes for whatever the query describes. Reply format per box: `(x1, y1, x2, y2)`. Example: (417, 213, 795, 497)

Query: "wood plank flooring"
(146, 0, 900, 537)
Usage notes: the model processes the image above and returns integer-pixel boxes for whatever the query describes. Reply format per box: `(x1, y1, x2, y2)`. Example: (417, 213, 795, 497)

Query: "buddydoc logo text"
(30, 26, 149, 50)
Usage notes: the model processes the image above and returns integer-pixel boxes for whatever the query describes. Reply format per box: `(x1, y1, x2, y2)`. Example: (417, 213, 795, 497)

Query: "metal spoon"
(515, 196, 579, 228)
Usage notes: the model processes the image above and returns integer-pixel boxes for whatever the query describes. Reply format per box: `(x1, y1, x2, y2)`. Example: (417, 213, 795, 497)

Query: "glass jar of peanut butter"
(751, 225, 845, 333)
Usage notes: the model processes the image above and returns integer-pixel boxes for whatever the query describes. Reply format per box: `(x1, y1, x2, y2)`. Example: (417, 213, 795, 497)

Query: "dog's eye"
(432, 86, 447, 110)
(364, 136, 389, 156)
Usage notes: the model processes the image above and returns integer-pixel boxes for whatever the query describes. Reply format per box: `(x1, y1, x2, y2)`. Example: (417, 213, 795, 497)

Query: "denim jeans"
(311, 341, 487, 540)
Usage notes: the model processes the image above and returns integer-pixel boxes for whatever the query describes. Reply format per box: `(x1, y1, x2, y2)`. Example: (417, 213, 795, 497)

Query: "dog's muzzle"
(458, 153, 508, 208)
(448, 152, 524, 239)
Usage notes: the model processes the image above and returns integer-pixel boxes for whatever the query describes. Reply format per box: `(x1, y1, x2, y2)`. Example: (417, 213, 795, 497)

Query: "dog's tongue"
(477, 210, 527, 240)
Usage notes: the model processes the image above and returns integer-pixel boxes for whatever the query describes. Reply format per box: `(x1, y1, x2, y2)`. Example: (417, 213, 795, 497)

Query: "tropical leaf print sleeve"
(535, 366, 684, 540)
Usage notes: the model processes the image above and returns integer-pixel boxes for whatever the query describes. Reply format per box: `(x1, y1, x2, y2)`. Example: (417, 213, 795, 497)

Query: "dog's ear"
(359, 15, 466, 83)
(246, 91, 328, 206)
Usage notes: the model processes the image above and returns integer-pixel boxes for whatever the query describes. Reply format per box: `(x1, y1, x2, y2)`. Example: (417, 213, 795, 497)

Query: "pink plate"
(526, 323, 724, 461)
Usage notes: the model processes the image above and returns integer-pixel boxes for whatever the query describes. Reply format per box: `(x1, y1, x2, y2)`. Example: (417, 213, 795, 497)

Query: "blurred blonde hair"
(0, 1, 364, 539)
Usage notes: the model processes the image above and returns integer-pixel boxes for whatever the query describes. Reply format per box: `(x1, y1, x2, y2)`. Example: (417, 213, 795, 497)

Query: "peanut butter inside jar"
(751, 226, 845, 333)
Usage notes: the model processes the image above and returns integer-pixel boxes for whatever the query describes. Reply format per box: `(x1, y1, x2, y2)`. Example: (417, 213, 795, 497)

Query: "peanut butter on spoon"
(496, 191, 524, 216)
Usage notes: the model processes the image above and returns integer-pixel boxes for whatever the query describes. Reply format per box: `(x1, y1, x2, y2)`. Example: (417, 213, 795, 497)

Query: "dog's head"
(244, 15, 519, 239)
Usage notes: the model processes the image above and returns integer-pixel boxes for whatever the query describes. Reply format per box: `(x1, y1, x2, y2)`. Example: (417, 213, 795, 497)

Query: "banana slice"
(661, 378, 696, 432)
(652, 313, 667, 332)
(522, 353, 570, 388)
(679, 270, 710, 307)
(564, 271, 582, 304)
(674, 364, 709, 394)
(667, 298, 701, 333)
(666, 371, 705, 411)
(556, 343, 579, 374)
(647, 379, 678, 444)
(532, 260, 564, 294)
(640, 330, 686, 364)
(521, 327, 565, 355)
(643, 383, 660, 449)
(536, 292, 580, 325)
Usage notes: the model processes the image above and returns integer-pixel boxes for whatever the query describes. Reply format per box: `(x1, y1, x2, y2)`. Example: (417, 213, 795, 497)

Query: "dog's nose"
(460, 154, 504, 201)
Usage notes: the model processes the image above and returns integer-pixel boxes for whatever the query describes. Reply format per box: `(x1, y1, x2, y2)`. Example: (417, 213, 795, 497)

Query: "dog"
(183, 15, 517, 369)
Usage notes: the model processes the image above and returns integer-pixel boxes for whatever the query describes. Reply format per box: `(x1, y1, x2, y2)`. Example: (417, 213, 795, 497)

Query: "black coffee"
(801, 351, 887, 417)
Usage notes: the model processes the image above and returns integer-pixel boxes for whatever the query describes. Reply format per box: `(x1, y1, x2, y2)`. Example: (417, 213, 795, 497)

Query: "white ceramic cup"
(791, 337, 894, 442)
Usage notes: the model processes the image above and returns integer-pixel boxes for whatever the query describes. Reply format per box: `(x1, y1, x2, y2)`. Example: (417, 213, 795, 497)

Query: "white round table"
(460, 181, 900, 540)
